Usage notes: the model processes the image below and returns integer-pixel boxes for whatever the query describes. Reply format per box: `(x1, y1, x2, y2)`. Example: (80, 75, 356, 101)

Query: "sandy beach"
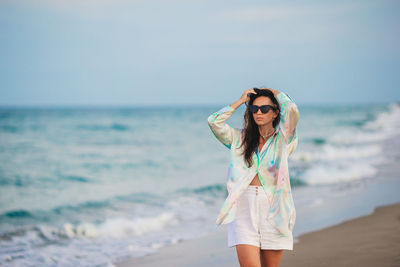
(281, 202, 400, 267)
(114, 201, 400, 267)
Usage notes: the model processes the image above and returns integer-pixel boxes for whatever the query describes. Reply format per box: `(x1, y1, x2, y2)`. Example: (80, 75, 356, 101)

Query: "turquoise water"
(0, 102, 398, 266)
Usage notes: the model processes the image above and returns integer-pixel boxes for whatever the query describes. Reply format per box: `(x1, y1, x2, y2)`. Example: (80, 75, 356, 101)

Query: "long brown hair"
(238, 88, 281, 168)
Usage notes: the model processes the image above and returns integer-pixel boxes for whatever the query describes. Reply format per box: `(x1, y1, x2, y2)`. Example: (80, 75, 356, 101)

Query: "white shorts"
(228, 185, 293, 250)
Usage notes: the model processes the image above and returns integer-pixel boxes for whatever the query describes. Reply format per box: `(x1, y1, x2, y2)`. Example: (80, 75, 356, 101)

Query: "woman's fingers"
(245, 88, 257, 98)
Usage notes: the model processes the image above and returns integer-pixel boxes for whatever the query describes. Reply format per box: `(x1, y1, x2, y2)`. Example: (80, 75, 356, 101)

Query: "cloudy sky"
(0, 0, 399, 107)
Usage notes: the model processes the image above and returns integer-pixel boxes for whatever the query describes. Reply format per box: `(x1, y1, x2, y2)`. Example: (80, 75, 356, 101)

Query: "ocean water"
(0, 102, 399, 266)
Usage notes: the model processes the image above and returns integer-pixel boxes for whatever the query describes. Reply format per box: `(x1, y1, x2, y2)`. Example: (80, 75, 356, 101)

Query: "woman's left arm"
(265, 88, 300, 145)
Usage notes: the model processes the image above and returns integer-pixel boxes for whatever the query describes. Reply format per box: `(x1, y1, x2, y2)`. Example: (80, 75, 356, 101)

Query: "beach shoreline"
(114, 201, 400, 267)
(113, 130, 400, 267)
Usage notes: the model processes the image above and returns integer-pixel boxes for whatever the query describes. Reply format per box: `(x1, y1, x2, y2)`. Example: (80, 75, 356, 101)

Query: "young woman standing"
(207, 87, 300, 267)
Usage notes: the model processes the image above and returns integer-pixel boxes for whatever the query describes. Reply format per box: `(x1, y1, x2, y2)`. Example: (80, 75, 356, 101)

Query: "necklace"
(260, 129, 275, 140)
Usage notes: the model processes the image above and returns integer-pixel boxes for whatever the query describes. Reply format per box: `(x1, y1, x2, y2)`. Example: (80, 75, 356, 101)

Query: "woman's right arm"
(207, 89, 256, 149)
(207, 105, 237, 149)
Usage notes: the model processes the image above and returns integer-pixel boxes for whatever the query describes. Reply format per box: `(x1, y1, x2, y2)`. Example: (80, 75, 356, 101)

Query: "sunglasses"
(248, 104, 276, 114)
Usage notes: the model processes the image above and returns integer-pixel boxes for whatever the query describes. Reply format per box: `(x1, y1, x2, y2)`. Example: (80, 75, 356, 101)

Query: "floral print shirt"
(207, 92, 300, 237)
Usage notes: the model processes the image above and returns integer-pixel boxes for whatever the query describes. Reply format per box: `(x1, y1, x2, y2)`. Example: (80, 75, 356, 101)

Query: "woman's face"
(251, 96, 278, 127)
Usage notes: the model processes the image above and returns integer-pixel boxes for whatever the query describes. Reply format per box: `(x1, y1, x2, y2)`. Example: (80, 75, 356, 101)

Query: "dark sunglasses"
(248, 104, 276, 114)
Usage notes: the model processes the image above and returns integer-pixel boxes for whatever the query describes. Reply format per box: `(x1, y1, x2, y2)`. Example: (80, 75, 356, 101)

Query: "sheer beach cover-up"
(207, 92, 300, 238)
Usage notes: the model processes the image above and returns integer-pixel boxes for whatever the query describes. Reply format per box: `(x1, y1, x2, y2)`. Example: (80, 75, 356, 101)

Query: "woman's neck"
(258, 123, 275, 137)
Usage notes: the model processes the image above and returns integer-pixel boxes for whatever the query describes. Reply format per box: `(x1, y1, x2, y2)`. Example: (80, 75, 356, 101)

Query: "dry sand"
(115, 202, 400, 267)
(281, 202, 400, 267)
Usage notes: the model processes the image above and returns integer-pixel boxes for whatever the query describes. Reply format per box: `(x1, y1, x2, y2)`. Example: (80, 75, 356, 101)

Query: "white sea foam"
(364, 103, 400, 133)
(319, 143, 383, 160)
(298, 103, 400, 186)
(63, 212, 178, 238)
(301, 162, 378, 185)
(331, 103, 400, 145)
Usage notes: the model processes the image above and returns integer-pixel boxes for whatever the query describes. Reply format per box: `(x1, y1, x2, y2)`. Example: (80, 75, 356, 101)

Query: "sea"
(1, 101, 399, 266)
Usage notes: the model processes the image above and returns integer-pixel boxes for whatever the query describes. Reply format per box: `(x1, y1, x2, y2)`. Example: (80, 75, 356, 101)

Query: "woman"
(207, 87, 299, 267)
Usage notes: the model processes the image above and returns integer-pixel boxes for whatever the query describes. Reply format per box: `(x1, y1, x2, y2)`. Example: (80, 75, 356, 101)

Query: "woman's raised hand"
(239, 88, 257, 104)
(230, 88, 257, 110)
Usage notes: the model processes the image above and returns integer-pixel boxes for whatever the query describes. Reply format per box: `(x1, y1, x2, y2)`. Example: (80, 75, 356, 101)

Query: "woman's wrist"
(230, 99, 246, 110)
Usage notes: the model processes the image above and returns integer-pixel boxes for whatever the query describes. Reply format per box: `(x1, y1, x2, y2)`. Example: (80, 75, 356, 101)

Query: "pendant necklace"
(261, 129, 275, 140)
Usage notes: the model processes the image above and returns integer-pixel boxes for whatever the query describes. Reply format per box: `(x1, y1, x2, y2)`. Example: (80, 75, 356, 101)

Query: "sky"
(0, 0, 399, 107)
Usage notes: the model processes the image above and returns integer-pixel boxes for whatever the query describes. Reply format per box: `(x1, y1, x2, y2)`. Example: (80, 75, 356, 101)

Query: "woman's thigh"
(235, 244, 262, 267)
(260, 249, 284, 267)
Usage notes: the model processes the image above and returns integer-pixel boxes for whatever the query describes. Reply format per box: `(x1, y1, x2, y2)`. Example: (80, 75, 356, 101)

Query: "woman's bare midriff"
(249, 142, 265, 186)
(249, 173, 262, 185)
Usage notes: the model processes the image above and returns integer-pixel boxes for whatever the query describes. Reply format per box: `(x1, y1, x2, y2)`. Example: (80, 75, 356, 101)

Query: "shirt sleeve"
(207, 105, 237, 149)
(276, 92, 300, 146)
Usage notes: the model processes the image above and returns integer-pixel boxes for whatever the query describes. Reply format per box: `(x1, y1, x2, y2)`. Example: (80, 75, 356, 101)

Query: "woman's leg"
(235, 244, 262, 267)
(260, 249, 283, 267)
